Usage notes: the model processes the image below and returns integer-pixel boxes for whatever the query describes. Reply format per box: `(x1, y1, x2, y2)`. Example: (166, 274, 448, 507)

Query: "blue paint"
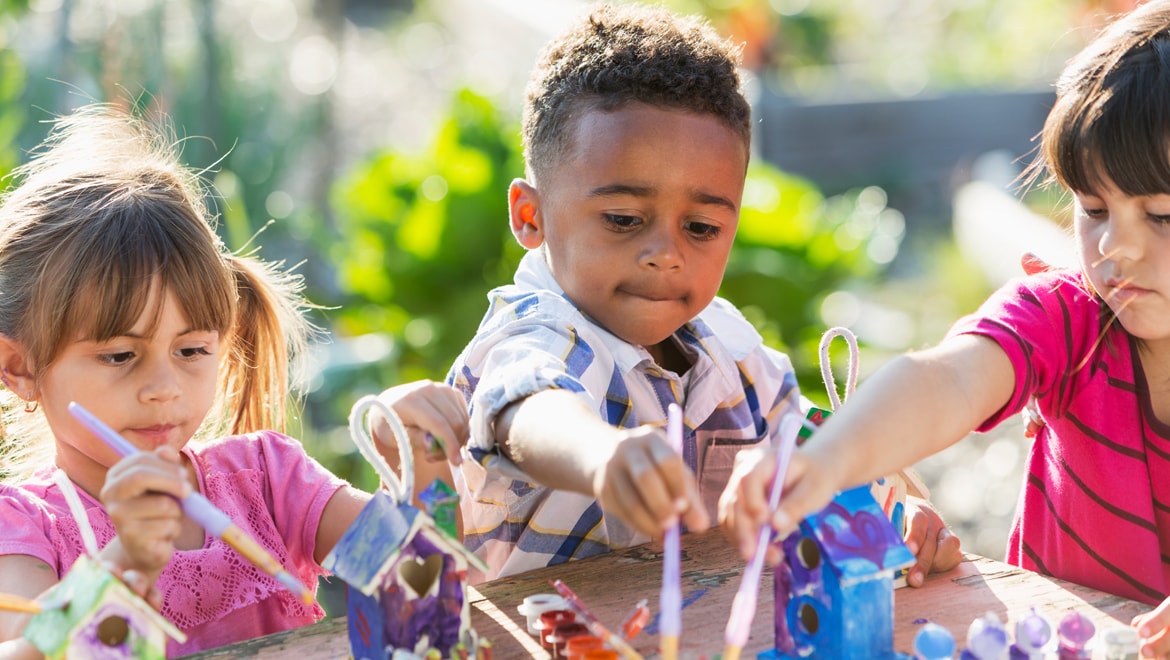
(913, 623, 955, 659)
(764, 485, 913, 659)
(644, 588, 708, 635)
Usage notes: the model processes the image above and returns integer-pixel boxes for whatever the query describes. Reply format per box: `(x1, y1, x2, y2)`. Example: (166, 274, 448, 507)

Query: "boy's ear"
(508, 179, 545, 250)
(0, 334, 36, 403)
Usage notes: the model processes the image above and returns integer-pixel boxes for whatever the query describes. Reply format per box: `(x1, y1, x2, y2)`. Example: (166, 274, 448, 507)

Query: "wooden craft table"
(182, 529, 1150, 659)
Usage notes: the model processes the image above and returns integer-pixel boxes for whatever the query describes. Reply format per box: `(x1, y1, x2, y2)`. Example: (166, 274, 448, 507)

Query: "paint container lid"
(566, 634, 605, 659)
(518, 594, 569, 636)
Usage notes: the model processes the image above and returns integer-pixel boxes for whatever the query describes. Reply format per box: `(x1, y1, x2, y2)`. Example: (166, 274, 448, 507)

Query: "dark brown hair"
(522, 3, 751, 182)
(1035, 1, 1170, 195)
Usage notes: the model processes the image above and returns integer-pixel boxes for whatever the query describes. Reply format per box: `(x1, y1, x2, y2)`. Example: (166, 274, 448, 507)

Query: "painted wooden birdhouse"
(23, 555, 186, 660)
(763, 484, 916, 660)
(323, 395, 488, 659)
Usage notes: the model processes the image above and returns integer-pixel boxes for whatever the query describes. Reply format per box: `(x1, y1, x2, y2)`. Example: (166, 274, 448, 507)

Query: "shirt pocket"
(697, 434, 768, 518)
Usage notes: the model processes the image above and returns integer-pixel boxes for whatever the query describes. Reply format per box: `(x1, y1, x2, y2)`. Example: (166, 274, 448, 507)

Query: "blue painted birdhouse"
(762, 485, 915, 660)
(323, 395, 488, 659)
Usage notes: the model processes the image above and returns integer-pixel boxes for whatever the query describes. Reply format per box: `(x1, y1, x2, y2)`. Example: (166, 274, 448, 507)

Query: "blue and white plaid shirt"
(448, 251, 801, 581)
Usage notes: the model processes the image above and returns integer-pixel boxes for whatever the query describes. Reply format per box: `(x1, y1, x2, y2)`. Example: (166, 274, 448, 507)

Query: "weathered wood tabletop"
(182, 529, 1150, 659)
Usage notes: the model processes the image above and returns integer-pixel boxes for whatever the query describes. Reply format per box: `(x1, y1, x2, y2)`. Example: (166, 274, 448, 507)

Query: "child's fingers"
(597, 458, 661, 537)
(770, 457, 835, 540)
(1139, 624, 1170, 659)
(1135, 596, 1170, 646)
(717, 448, 775, 561)
(102, 452, 190, 502)
(931, 527, 961, 573)
(374, 381, 469, 465)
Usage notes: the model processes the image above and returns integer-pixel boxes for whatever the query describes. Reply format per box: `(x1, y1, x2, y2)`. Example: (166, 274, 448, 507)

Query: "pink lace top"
(0, 430, 349, 655)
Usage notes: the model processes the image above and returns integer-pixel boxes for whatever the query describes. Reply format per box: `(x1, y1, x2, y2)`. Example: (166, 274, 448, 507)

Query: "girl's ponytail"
(217, 254, 317, 437)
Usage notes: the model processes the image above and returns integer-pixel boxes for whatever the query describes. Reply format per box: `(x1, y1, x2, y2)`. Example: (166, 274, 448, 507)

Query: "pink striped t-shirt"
(0, 430, 348, 655)
(950, 269, 1170, 605)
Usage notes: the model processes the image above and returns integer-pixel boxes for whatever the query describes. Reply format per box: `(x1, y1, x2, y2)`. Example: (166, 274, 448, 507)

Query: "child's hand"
(718, 447, 778, 563)
(718, 446, 839, 563)
(100, 447, 189, 576)
(901, 496, 961, 587)
(372, 380, 469, 466)
(592, 425, 707, 539)
(1133, 597, 1170, 657)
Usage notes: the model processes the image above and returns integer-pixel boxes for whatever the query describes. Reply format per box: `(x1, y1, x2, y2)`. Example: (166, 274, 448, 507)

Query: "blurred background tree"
(0, 0, 1130, 557)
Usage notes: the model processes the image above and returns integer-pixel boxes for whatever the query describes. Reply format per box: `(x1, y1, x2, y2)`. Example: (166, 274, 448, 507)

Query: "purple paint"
(1056, 611, 1095, 659)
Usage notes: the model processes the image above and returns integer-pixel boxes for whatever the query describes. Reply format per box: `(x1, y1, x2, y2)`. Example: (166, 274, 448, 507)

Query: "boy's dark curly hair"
(522, 3, 751, 182)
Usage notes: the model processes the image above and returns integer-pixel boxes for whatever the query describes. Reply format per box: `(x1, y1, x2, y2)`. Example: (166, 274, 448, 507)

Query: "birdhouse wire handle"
(54, 470, 100, 557)
(348, 394, 414, 503)
(819, 326, 859, 411)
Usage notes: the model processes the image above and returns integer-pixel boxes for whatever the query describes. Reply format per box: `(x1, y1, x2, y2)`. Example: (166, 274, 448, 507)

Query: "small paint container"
(1101, 627, 1139, 660)
(538, 610, 578, 648)
(545, 622, 590, 658)
(565, 635, 605, 659)
(582, 650, 618, 660)
(517, 594, 569, 636)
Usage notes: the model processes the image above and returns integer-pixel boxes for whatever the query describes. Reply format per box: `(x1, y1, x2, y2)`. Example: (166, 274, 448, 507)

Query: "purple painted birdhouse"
(763, 485, 915, 660)
(323, 396, 488, 658)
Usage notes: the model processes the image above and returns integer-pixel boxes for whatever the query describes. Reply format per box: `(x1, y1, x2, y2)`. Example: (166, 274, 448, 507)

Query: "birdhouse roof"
(23, 556, 187, 652)
(323, 490, 486, 594)
(800, 485, 916, 583)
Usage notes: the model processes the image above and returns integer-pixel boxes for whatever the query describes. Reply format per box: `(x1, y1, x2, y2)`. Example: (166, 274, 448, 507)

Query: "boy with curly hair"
(448, 3, 956, 582)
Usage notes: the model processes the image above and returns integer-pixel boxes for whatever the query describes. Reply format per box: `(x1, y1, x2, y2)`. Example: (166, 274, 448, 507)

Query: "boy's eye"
(602, 213, 641, 230)
(1148, 213, 1170, 224)
(99, 351, 135, 366)
(1080, 207, 1107, 219)
(685, 221, 722, 240)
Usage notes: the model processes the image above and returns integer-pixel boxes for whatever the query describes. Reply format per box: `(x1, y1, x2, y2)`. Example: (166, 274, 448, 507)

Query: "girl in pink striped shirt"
(721, 2, 1170, 656)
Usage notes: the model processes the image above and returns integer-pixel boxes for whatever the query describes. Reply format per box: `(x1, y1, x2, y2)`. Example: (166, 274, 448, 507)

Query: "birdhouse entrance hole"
(96, 615, 130, 647)
(797, 603, 820, 635)
(399, 554, 443, 597)
(796, 537, 821, 570)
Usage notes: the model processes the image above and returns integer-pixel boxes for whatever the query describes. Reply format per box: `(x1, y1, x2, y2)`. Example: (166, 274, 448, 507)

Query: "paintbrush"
(68, 402, 314, 605)
(552, 579, 644, 660)
(722, 413, 802, 660)
(0, 593, 40, 614)
(659, 402, 683, 660)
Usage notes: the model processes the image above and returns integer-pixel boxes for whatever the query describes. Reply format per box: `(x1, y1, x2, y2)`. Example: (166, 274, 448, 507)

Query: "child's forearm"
(495, 389, 622, 495)
(803, 334, 1015, 491)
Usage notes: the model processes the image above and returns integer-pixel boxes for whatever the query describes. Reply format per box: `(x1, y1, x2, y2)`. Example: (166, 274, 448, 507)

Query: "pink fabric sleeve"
(252, 431, 349, 566)
(946, 270, 1094, 432)
(0, 487, 56, 568)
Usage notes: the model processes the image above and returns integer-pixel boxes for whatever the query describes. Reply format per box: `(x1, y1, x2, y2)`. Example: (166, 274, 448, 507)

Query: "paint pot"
(546, 622, 590, 658)
(1101, 627, 1139, 660)
(518, 594, 569, 636)
(582, 650, 618, 660)
(566, 635, 605, 659)
(538, 610, 578, 649)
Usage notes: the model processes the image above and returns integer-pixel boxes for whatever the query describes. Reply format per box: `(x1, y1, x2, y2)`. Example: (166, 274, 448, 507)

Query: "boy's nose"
(640, 227, 683, 270)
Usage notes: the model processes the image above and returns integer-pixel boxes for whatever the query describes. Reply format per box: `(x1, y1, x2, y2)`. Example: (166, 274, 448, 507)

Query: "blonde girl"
(0, 105, 468, 658)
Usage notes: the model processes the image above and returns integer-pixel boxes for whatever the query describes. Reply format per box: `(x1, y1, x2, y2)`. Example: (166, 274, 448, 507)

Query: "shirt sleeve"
(255, 431, 349, 569)
(946, 270, 1096, 431)
(452, 305, 602, 465)
(0, 486, 57, 569)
